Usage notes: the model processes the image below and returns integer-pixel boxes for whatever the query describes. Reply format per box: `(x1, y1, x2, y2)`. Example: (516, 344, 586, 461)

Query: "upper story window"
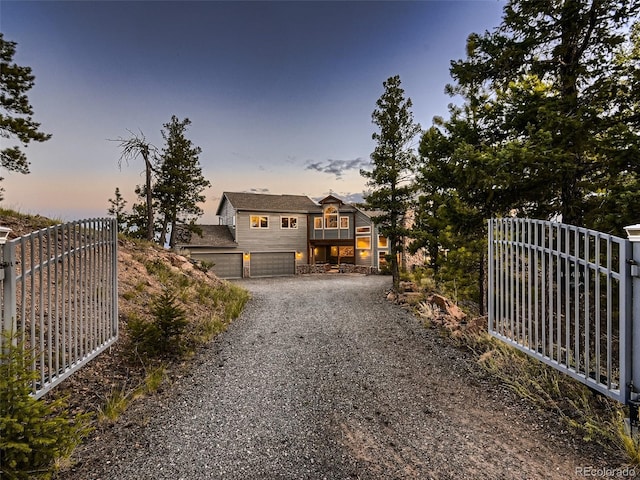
(340, 216, 349, 229)
(314, 217, 323, 229)
(250, 215, 269, 229)
(281, 216, 298, 229)
(378, 236, 388, 248)
(324, 205, 338, 229)
(356, 226, 371, 234)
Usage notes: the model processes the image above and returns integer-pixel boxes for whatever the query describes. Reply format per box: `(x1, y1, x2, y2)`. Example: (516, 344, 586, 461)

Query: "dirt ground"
(54, 275, 634, 480)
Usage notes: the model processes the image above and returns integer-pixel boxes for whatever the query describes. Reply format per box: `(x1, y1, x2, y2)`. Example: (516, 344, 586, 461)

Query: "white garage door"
(250, 252, 295, 277)
(194, 253, 243, 279)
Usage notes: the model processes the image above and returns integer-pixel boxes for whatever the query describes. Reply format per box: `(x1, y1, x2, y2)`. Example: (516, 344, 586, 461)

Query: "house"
(176, 191, 390, 279)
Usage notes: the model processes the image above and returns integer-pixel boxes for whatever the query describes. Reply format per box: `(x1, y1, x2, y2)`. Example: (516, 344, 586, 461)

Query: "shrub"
(152, 289, 188, 351)
(127, 289, 188, 358)
(0, 334, 91, 479)
(195, 260, 215, 273)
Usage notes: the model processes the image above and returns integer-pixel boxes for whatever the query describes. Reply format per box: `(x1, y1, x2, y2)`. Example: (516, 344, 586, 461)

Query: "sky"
(0, 0, 506, 224)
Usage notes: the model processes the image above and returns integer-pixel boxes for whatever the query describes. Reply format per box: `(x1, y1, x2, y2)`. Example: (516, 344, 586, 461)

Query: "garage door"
(193, 253, 243, 279)
(250, 252, 295, 277)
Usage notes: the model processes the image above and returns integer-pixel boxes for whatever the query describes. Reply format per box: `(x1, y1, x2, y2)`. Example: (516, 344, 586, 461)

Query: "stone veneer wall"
(296, 264, 378, 275)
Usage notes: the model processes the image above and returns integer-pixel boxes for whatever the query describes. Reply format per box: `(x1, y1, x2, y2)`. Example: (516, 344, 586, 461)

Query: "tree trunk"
(142, 150, 154, 242)
(159, 214, 169, 247)
(168, 209, 178, 248)
(557, 0, 590, 227)
(390, 237, 401, 293)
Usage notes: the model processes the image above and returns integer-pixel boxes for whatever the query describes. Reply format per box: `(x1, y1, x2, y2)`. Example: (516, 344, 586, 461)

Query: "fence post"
(487, 219, 494, 331)
(1, 226, 16, 349)
(624, 224, 640, 433)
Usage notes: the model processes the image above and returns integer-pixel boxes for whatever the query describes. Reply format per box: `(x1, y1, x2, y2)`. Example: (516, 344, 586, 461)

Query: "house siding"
(235, 211, 308, 263)
(218, 198, 237, 238)
(309, 212, 355, 241)
(354, 211, 374, 267)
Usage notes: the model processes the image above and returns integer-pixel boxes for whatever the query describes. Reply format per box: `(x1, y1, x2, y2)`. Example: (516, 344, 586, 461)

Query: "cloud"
(305, 157, 371, 179)
(338, 192, 365, 204)
(247, 187, 270, 193)
(312, 191, 365, 205)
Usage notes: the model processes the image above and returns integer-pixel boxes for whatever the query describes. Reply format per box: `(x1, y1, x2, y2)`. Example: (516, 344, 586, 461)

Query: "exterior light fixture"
(625, 224, 640, 242)
(626, 224, 640, 278)
(243, 252, 250, 260)
(0, 226, 11, 245)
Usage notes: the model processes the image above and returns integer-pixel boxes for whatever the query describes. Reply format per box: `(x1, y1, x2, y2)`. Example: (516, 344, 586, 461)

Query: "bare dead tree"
(110, 130, 158, 242)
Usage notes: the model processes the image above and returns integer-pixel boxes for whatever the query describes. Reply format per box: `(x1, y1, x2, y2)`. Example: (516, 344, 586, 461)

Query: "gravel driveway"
(62, 275, 623, 479)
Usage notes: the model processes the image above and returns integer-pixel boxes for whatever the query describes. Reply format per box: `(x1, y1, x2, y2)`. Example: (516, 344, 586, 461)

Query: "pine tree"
(125, 184, 158, 240)
(0, 34, 51, 200)
(361, 75, 421, 292)
(0, 333, 90, 478)
(584, 19, 640, 233)
(107, 187, 128, 233)
(451, 0, 640, 229)
(155, 116, 210, 248)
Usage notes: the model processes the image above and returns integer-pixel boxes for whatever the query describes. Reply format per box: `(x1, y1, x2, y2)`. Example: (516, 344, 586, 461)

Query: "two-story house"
(177, 191, 390, 279)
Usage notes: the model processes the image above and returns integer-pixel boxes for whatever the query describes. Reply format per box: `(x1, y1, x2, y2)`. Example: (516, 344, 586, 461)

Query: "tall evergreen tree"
(413, 0, 640, 312)
(155, 116, 210, 248)
(0, 34, 51, 200)
(451, 0, 640, 230)
(415, 81, 509, 314)
(584, 19, 640, 233)
(361, 75, 421, 292)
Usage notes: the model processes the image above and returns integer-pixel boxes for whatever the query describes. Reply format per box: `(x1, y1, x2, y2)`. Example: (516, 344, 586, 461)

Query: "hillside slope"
(1, 211, 246, 416)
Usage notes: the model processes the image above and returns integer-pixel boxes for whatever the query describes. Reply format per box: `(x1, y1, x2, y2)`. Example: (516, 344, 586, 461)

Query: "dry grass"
(404, 267, 640, 466)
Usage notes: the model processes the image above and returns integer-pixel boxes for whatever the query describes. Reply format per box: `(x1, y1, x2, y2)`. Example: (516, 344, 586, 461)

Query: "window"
(340, 216, 349, 229)
(281, 216, 298, 229)
(324, 206, 338, 229)
(250, 215, 269, 229)
(378, 236, 388, 248)
(314, 217, 323, 229)
(356, 226, 371, 234)
(378, 252, 388, 266)
(340, 246, 354, 257)
(356, 236, 371, 249)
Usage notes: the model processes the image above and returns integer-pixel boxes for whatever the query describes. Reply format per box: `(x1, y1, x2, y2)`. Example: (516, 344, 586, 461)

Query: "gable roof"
(179, 225, 237, 247)
(319, 194, 344, 205)
(216, 191, 320, 215)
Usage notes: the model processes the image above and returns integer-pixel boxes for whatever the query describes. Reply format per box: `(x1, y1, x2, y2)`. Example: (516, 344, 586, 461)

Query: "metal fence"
(1, 218, 118, 399)
(487, 218, 638, 405)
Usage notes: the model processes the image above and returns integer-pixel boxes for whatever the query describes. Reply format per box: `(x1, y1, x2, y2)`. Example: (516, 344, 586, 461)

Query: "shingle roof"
(216, 192, 320, 214)
(178, 225, 237, 247)
(357, 207, 385, 218)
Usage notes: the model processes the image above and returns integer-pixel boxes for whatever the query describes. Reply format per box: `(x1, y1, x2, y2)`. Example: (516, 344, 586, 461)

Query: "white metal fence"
(1, 218, 118, 398)
(488, 218, 638, 405)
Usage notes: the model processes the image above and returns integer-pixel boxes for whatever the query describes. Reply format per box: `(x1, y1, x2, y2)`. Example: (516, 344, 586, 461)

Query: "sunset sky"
(1, 0, 505, 223)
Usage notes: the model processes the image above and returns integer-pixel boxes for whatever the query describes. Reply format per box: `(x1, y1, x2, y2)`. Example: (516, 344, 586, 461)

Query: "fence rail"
(1, 218, 118, 398)
(488, 218, 633, 404)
